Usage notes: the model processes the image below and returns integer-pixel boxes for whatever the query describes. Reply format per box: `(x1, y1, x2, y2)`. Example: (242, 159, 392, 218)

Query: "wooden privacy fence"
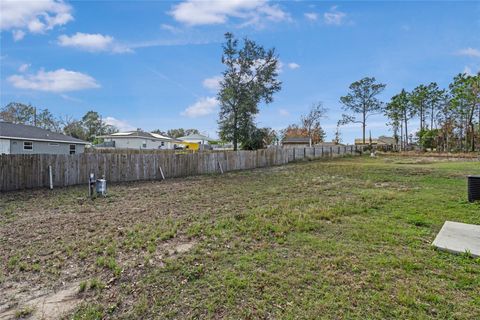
(0, 146, 360, 192)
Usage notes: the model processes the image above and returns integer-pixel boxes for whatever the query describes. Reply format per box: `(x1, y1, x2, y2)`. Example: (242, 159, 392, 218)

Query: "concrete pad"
(432, 221, 480, 257)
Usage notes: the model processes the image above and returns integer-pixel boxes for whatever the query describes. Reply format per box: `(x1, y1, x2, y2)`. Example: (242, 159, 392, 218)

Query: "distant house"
(177, 133, 216, 150)
(96, 130, 178, 150)
(314, 141, 346, 148)
(354, 135, 396, 146)
(282, 136, 311, 148)
(177, 133, 214, 145)
(0, 121, 88, 155)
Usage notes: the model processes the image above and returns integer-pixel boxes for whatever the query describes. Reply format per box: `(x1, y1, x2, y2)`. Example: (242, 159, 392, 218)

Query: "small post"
(218, 161, 224, 174)
(48, 165, 53, 190)
(330, 146, 333, 157)
(159, 166, 165, 180)
(88, 172, 95, 199)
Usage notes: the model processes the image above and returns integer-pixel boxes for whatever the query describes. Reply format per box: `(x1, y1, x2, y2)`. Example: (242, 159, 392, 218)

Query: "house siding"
(104, 137, 174, 149)
(9, 139, 85, 155)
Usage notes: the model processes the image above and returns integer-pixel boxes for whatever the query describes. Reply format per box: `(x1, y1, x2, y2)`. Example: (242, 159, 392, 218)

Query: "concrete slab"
(432, 221, 480, 257)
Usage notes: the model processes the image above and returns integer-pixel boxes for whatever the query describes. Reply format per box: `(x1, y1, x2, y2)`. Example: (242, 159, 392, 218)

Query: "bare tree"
(301, 102, 328, 147)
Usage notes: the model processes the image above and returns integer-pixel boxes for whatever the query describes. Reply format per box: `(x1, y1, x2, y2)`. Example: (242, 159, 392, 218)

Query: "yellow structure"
(178, 141, 200, 151)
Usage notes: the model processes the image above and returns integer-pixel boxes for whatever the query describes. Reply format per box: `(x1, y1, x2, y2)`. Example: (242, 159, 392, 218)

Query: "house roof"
(354, 136, 396, 145)
(98, 131, 175, 141)
(282, 136, 310, 144)
(314, 142, 346, 147)
(0, 121, 88, 144)
(177, 133, 214, 141)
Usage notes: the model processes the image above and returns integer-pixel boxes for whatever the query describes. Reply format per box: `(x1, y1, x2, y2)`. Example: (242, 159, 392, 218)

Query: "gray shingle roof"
(0, 121, 87, 144)
(282, 136, 310, 144)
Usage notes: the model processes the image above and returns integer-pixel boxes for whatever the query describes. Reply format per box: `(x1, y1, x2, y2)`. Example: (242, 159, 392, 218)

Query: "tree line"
(385, 74, 480, 152)
(0, 102, 204, 144)
(0, 102, 118, 143)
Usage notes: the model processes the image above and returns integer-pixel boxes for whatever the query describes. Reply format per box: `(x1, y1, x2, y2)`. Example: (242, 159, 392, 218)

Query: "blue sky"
(1, 0, 479, 143)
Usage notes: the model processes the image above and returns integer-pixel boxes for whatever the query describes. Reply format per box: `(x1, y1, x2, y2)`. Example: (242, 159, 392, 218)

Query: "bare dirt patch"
(0, 282, 81, 320)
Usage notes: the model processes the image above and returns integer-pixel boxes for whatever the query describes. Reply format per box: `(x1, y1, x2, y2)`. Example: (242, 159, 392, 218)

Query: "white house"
(177, 133, 215, 145)
(96, 131, 179, 150)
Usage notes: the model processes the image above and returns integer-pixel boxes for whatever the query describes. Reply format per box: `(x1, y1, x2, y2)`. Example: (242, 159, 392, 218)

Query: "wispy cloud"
(8, 68, 100, 93)
(324, 6, 346, 26)
(104, 116, 136, 131)
(181, 97, 218, 118)
(203, 75, 222, 91)
(18, 63, 30, 73)
(278, 108, 290, 116)
(58, 32, 132, 53)
(287, 62, 300, 70)
(304, 12, 318, 21)
(457, 47, 480, 58)
(169, 0, 290, 27)
(147, 67, 198, 98)
(161, 23, 182, 33)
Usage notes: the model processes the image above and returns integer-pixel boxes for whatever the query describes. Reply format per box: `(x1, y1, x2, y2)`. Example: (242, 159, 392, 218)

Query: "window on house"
(142, 143, 147, 148)
(69, 144, 76, 155)
(23, 141, 33, 150)
(161, 141, 165, 147)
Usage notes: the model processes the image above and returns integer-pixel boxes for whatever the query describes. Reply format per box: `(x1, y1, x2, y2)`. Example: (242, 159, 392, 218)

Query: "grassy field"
(1, 155, 480, 319)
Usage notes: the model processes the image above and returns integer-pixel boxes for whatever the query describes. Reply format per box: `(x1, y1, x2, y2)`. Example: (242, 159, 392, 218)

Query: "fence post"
(159, 166, 165, 180)
(49, 165, 53, 190)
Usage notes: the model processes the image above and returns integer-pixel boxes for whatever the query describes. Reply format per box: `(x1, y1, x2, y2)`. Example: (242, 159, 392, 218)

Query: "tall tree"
(385, 89, 413, 150)
(166, 128, 200, 138)
(301, 102, 328, 147)
(450, 73, 480, 151)
(425, 82, 446, 130)
(339, 77, 386, 144)
(0, 102, 36, 125)
(62, 117, 88, 141)
(333, 123, 342, 144)
(217, 32, 282, 150)
(36, 109, 61, 132)
(81, 110, 117, 142)
(410, 84, 428, 131)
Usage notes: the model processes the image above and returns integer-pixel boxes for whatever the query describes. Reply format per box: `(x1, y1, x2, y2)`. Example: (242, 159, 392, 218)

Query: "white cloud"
(202, 75, 222, 91)
(287, 62, 300, 70)
(161, 23, 181, 33)
(104, 117, 136, 131)
(463, 66, 473, 75)
(278, 109, 290, 116)
(18, 63, 30, 72)
(304, 12, 318, 21)
(181, 97, 218, 118)
(457, 48, 480, 58)
(12, 29, 26, 41)
(57, 32, 132, 53)
(0, 0, 73, 39)
(170, 0, 289, 27)
(8, 68, 100, 93)
(324, 6, 346, 26)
